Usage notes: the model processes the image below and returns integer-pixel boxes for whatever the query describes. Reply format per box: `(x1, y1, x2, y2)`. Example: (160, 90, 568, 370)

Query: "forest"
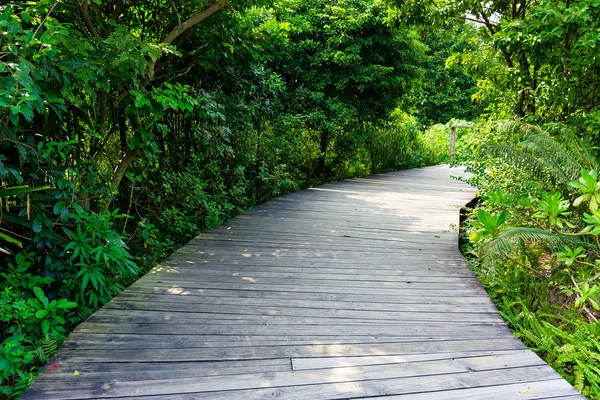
(1, 0, 600, 398)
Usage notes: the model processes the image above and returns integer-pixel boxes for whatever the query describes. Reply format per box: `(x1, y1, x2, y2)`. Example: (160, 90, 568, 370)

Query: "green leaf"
(41, 319, 50, 333)
(32, 220, 42, 233)
(56, 301, 77, 309)
(590, 196, 598, 212)
(0, 359, 9, 371)
(497, 210, 510, 226)
(60, 207, 70, 222)
(33, 287, 48, 306)
(35, 309, 48, 318)
(0, 185, 51, 197)
(53, 200, 65, 215)
(0, 231, 23, 247)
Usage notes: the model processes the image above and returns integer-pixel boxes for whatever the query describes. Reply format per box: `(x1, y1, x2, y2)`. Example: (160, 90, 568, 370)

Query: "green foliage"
(535, 192, 574, 229)
(571, 170, 600, 212)
(461, 121, 600, 399)
(269, 0, 427, 178)
(574, 283, 600, 310)
(0, 0, 457, 396)
(391, 0, 600, 125)
(470, 209, 510, 241)
(404, 23, 482, 125)
(556, 246, 585, 267)
(499, 300, 600, 398)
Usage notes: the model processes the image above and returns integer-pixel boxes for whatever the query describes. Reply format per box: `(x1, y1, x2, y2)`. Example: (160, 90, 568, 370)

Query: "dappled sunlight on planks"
(166, 286, 192, 295)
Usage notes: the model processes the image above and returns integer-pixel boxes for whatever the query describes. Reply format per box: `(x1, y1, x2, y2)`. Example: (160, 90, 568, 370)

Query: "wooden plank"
(97, 302, 504, 324)
(51, 339, 526, 363)
(25, 353, 546, 398)
(33, 359, 293, 382)
(79, 368, 570, 399)
(62, 335, 498, 350)
(70, 322, 512, 339)
(130, 280, 489, 297)
(291, 349, 536, 370)
(123, 286, 495, 305)
(367, 379, 581, 399)
(141, 268, 479, 283)
(109, 292, 498, 312)
(154, 263, 476, 277)
(135, 276, 485, 291)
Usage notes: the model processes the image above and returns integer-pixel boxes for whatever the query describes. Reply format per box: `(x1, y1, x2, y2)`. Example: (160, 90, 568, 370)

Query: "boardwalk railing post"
(450, 126, 456, 162)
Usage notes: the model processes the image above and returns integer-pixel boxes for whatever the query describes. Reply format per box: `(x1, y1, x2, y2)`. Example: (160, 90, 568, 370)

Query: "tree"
(390, 0, 600, 128)
(404, 23, 482, 126)
(270, 0, 425, 176)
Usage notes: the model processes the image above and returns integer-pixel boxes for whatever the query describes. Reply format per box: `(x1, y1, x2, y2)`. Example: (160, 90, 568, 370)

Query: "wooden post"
(450, 126, 456, 162)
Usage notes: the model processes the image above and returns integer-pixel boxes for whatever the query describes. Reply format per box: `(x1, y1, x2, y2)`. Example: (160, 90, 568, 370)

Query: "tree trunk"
(100, 147, 139, 213)
(318, 130, 329, 178)
(99, 115, 142, 213)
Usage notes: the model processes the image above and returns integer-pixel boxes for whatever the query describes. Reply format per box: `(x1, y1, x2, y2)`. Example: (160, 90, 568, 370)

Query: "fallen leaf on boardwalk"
(434, 235, 440, 238)
(243, 249, 248, 252)
(73, 370, 80, 376)
(520, 387, 531, 394)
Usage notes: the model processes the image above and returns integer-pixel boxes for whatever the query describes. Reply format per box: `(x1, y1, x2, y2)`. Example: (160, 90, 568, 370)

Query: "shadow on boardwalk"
(23, 165, 583, 400)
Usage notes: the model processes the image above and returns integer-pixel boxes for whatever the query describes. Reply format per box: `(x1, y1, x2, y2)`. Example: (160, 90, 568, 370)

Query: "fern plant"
(28, 332, 64, 364)
(482, 227, 581, 266)
(500, 299, 600, 398)
(461, 120, 600, 399)
(485, 122, 598, 187)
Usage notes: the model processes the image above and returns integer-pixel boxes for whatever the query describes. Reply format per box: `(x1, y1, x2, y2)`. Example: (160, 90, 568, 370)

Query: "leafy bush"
(461, 121, 600, 398)
(0, 1, 466, 397)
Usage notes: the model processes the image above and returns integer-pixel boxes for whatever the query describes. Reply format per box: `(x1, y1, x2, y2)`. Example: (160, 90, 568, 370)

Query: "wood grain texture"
(22, 165, 583, 399)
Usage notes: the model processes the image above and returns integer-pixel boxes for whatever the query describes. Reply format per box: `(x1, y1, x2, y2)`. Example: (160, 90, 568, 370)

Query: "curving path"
(23, 165, 583, 399)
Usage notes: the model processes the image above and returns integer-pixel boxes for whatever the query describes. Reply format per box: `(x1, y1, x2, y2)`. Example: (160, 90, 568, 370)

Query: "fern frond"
(29, 332, 64, 363)
(78, 306, 95, 320)
(521, 133, 584, 181)
(495, 120, 546, 137)
(486, 144, 568, 184)
(574, 363, 586, 391)
(572, 134, 600, 172)
(482, 227, 580, 264)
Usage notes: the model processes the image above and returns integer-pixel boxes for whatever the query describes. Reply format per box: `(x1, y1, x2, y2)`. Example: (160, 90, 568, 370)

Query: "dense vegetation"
(0, 0, 469, 397)
(414, 0, 600, 396)
(2, 0, 600, 398)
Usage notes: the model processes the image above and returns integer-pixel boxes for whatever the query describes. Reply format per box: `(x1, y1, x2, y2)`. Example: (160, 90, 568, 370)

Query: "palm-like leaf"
(482, 227, 581, 264)
(521, 133, 587, 181)
(486, 144, 567, 183)
(485, 122, 598, 187)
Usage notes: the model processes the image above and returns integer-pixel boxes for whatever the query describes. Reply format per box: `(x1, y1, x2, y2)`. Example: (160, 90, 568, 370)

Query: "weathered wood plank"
(26, 353, 546, 398)
(124, 286, 494, 305)
(61, 335, 503, 350)
(108, 292, 498, 312)
(25, 366, 566, 399)
(54, 338, 527, 362)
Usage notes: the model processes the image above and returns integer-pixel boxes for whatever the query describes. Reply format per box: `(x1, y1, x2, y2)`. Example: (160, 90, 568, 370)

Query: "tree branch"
(171, 0, 182, 25)
(154, 58, 200, 82)
(500, 251, 544, 276)
(77, 0, 101, 38)
(144, 0, 229, 84)
(162, 0, 228, 44)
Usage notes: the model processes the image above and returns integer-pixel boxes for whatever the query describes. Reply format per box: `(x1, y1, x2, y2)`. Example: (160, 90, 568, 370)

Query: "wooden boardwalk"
(23, 165, 583, 399)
